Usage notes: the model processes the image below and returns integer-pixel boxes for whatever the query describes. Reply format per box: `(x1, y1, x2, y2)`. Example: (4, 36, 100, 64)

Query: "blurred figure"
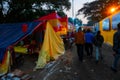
(74, 27, 85, 62)
(85, 29, 94, 57)
(69, 31, 75, 49)
(93, 31, 104, 64)
(65, 32, 71, 50)
(111, 22, 120, 72)
(65, 31, 75, 49)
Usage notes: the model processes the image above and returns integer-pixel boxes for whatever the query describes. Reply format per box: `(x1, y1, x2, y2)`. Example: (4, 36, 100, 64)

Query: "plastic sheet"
(35, 22, 65, 69)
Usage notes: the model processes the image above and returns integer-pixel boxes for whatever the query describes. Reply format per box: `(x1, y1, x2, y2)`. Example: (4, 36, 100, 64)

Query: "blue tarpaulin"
(0, 21, 41, 62)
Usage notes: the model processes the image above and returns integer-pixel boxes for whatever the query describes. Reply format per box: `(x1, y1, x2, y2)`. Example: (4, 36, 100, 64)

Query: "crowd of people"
(74, 27, 104, 63)
(64, 22, 120, 73)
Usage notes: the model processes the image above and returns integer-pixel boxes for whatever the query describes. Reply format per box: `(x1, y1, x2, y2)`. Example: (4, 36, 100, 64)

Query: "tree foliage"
(77, 0, 120, 22)
(0, 0, 71, 23)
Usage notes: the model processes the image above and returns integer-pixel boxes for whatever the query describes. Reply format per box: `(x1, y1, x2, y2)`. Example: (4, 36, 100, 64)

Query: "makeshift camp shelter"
(0, 21, 41, 76)
(0, 12, 67, 75)
(35, 12, 66, 69)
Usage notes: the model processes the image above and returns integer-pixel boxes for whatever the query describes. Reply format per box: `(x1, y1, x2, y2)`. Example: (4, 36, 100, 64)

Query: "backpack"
(93, 35, 104, 47)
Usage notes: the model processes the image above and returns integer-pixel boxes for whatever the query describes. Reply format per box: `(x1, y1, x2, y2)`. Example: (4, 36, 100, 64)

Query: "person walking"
(93, 31, 104, 64)
(74, 27, 85, 62)
(111, 23, 120, 72)
(85, 29, 94, 57)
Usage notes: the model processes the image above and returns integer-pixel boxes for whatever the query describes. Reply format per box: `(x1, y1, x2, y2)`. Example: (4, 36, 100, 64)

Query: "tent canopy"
(0, 21, 41, 48)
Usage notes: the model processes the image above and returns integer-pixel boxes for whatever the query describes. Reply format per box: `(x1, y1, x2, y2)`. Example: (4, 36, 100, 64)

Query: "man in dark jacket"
(94, 31, 104, 64)
(111, 22, 120, 72)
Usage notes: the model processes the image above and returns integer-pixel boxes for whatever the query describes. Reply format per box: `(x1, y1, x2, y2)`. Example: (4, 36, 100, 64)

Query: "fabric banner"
(35, 22, 65, 69)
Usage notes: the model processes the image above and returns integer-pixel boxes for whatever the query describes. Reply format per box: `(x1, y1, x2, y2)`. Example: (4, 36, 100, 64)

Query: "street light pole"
(72, 0, 74, 17)
(72, 0, 75, 26)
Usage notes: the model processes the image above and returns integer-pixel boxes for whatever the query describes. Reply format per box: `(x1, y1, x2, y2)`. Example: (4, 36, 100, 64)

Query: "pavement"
(14, 43, 120, 80)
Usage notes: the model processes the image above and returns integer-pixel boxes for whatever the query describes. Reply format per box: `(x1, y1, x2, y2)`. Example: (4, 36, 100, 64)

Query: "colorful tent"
(0, 21, 41, 76)
(37, 12, 68, 33)
(0, 12, 66, 75)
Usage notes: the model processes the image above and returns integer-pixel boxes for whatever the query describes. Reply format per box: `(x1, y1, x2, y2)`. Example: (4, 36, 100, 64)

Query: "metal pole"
(72, 0, 74, 17)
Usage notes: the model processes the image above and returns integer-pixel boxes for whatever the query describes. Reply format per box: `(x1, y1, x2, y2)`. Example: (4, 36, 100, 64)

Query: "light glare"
(111, 8, 116, 13)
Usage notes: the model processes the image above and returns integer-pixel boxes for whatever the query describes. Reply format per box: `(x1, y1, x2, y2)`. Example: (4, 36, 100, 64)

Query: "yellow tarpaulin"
(35, 22, 65, 69)
(14, 46, 28, 54)
(48, 19, 61, 27)
(0, 50, 10, 76)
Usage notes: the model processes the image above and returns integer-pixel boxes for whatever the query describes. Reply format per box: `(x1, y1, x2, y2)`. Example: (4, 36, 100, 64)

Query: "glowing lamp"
(110, 7, 116, 13)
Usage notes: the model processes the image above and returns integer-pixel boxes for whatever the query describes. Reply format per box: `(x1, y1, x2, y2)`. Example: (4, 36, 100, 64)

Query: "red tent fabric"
(38, 12, 60, 21)
(37, 12, 61, 32)
(37, 12, 68, 32)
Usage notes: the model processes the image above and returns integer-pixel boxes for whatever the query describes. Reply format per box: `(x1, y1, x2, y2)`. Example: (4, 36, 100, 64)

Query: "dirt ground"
(5, 43, 120, 80)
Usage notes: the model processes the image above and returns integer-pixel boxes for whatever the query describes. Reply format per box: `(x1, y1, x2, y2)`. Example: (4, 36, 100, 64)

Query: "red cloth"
(37, 12, 60, 21)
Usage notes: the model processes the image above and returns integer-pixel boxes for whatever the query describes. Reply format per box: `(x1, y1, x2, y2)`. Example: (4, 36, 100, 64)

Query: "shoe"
(111, 67, 117, 73)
